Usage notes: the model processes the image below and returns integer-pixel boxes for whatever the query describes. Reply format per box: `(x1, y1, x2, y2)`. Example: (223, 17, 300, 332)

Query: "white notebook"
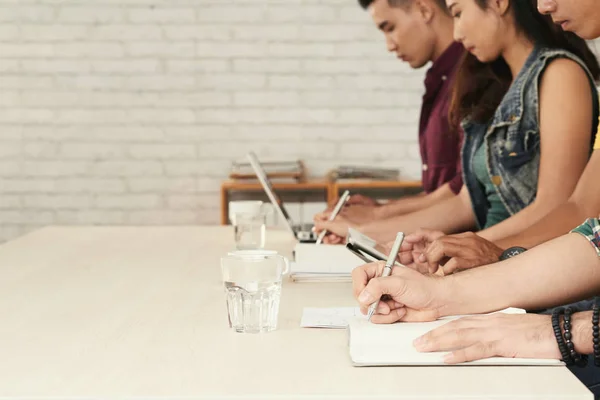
(291, 243, 363, 282)
(347, 309, 564, 367)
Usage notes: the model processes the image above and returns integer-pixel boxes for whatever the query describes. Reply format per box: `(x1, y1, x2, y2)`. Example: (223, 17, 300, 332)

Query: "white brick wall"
(0, 0, 430, 242)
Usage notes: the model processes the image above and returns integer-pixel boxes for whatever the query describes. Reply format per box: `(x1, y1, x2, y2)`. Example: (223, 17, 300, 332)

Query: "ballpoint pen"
(315, 190, 351, 245)
(367, 232, 405, 321)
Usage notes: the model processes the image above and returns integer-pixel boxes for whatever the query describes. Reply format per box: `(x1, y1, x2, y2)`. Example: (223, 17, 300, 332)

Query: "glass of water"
(233, 212, 266, 250)
(221, 252, 289, 333)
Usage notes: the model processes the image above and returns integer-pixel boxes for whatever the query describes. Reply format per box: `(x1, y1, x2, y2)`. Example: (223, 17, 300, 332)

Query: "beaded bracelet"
(552, 307, 574, 365)
(563, 307, 588, 367)
(593, 298, 599, 367)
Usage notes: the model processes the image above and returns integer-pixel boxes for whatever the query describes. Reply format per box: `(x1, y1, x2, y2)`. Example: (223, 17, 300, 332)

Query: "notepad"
(301, 307, 365, 328)
(347, 308, 564, 367)
(291, 243, 363, 282)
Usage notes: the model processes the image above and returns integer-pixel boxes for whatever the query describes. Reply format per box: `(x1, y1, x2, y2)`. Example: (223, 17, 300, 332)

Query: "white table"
(0, 226, 592, 399)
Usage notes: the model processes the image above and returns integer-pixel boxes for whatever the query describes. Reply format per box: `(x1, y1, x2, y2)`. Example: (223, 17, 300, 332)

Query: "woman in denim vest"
(314, 0, 600, 245)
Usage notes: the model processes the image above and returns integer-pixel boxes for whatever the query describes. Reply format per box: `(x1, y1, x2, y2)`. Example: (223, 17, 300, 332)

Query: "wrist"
(571, 311, 594, 355)
(433, 275, 462, 318)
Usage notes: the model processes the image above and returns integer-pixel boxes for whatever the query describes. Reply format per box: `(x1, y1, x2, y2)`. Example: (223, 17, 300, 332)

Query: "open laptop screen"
(246, 152, 296, 233)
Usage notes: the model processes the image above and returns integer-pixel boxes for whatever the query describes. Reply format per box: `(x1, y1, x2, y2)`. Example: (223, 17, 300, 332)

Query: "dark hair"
(450, 0, 600, 128)
(358, 0, 448, 11)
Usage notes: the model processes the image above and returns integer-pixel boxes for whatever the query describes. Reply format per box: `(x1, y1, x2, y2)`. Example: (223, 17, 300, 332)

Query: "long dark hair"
(449, 0, 600, 128)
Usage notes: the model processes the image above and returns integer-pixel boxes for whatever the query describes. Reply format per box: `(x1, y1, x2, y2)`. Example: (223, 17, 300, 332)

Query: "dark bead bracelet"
(593, 298, 600, 367)
(563, 307, 588, 367)
(552, 307, 574, 365)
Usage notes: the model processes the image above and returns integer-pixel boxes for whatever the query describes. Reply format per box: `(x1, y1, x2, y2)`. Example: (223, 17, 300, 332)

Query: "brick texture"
(0, 0, 455, 242)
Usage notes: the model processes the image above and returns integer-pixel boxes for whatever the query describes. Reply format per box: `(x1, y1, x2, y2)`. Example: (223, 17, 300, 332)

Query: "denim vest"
(462, 47, 599, 229)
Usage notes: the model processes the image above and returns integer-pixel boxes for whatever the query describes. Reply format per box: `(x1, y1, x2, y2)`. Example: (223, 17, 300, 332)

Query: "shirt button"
(422, 164, 428, 171)
(441, 75, 447, 81)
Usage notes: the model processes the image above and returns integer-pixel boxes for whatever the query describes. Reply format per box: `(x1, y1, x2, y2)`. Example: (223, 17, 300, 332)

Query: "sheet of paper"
(300, 307, 366, 328)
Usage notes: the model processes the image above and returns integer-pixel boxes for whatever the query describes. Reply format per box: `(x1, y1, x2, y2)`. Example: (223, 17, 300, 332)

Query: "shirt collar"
(424, 42, 464, 92)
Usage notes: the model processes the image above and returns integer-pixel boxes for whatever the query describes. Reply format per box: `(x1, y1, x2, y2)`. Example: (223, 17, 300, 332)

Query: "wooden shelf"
(220, 179, 423, 225)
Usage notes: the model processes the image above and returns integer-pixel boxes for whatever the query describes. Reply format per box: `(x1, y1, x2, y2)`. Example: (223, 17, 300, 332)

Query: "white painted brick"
(197, 42, 266, 58)
(339, 6, 368, 22)
(125, 75, 195, 90)
(53, 42, 125, 58)
(160, 92, 231, 107)
(55, 179, 127, 194)
(0, 6, 55, 22)
(0, 195, 21, 209)
(299, 25, 376, 42)
(55, 75, 125, 90)
(164, 125, 231, 140)
(60, 143, 126, 159)
(0, 60, 20, 73)
(91, 59, 161, 74)
(0, 91, 20, 107)
(23, 194, 93, 209)
(126, 41, 195, 57)
(197, 6, 264, 22)
(234, 91, 300, 107)
(20, 60, 92, 73)
(0, 109, 55, 124)
(167, 194, 214, 209)
(196, 177, 223, 192)
(0, 143, 21, 159)
(0, 43, 54, 58)
(338, 142, 408, 161)
(22, 161, 89, 177)
(23, 142, 59, 158)
(90, 161, 164, 176)
(233, 59, 300, 73)
(164, 25, 231, 40)
(126, 210, 200, 224)
(22, 126, 166, 142)
(0, 76, 54, 89)
(128, 144, 196, 159)
(96, 194, 162, 209)
(268, 43, 336, 58)
(56, 210, 125, 224)
(56, 7, 124, 23)
(128, 177, 197, 193)
(0, 25, 19, 40)
(167, 60, 231, 73)
(268, 75, 334, 89)
(20, 25, 88, 41)
(128, 7, 195, 23)
(0, 178, 57, 193)
(0, 210, 55, 225)
(89, 25, 163, 41)
(164, 160, 230, 177)
(198, 74, 266, 90)
(232, 25, 299, 41)
(265, 6, 336, 22)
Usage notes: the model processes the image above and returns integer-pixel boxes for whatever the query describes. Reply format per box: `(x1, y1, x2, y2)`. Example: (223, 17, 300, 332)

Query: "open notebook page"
(347, 314, 563, 367)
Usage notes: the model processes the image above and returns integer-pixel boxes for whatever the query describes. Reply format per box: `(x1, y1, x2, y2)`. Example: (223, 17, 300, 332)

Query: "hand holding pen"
(315, 190, 351, 245)
(367, 232, 405, 321)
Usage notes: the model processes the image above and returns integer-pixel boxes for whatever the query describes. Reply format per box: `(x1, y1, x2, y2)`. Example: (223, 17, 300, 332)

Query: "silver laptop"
(246, 152, 317, 243)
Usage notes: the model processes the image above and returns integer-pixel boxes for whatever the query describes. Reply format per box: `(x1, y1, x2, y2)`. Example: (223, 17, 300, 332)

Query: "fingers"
(404, 229, 445, 244)
(356, 275, 401, 309)
(313, 212, 330, 223)
(423, 239, 465, 266)
(352, 261, 385, 300)
(401, 308, 440, 322)
(370, 308, 407, 324)
(444, 341, 499, 364)
(441, 257, 467, 275)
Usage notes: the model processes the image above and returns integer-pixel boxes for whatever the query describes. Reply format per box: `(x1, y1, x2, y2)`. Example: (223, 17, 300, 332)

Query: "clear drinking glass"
(221, 252, 289, 333)
(233, 212, 266, 250)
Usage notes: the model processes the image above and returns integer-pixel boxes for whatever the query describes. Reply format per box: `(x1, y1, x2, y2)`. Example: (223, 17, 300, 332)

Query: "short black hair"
(358, 0, 447, 11)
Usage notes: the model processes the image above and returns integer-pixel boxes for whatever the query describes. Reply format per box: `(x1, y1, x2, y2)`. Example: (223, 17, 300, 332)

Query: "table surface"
(0, 226, 592, 399)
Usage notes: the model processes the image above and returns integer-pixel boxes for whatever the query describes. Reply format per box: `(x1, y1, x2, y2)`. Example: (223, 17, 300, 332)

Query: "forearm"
(479, 196, 575, 243)
(439, 233, 600, 317)
(360, 193, 476, 243)
(377, 184, 455, 219)
(496, 200, 589, 249)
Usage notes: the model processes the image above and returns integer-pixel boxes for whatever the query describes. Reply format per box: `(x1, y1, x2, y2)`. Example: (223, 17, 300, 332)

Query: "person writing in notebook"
(355, 1, 600, 275)
(315, 0, 599, 246)
(316, 0, 464, 229)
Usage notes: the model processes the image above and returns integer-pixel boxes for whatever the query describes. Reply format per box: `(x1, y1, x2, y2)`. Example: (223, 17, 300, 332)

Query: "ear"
(414, 0, 435, 23)
(494, 0, 511, 16)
